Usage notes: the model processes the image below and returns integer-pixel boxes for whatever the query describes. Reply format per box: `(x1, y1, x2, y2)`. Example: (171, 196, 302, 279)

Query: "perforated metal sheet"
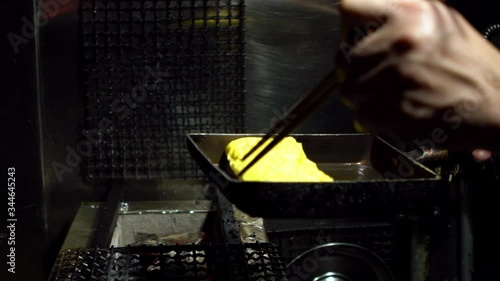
(49, 244, 285, 281)
(81, 0, 245, 180)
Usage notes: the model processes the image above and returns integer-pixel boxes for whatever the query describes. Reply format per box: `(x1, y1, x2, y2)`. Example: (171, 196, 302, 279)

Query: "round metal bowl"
(285, 243, 394, 281)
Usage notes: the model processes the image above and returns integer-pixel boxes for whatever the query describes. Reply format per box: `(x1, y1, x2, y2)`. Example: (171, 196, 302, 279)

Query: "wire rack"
(49, 244, 286, 281)
(80, 0, 246, 180)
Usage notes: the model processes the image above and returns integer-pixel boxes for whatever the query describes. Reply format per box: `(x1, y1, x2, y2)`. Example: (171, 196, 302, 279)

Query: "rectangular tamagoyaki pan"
(186, 133, 444, 218)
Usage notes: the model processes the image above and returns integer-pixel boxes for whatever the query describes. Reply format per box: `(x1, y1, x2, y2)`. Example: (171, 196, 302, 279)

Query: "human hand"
(337, 0, 500, 153)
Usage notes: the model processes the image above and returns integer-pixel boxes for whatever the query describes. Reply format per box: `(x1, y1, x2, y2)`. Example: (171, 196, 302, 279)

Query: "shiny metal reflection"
(286, 243, 393, 281)
(313, 272, 351, 281)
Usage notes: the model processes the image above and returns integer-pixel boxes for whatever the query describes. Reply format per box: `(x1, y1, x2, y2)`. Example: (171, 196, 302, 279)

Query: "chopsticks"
(237, 68, 345, 177)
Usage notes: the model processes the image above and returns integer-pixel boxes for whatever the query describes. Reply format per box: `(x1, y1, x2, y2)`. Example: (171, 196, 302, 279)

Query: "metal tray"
(186, 133, 443, 218)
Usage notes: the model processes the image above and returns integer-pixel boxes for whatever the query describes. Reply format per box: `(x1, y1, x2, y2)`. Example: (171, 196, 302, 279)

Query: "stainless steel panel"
(40, 0, 354, 268)
(245, 0, 355, 133)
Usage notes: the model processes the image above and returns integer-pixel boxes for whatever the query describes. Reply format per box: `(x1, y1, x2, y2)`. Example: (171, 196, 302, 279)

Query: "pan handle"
(406, 147, 449, 164)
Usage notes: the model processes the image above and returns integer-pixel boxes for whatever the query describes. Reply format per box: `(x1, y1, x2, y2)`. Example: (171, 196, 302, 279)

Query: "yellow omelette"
(225, 137, 333, 182)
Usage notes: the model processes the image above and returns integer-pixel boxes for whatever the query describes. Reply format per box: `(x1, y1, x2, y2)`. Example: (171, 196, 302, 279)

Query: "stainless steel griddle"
(187, 133, 444, 218)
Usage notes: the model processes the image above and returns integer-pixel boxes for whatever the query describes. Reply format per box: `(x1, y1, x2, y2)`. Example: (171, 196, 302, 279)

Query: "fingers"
(339, 0, 394, 24)
(338, 0, 453, 106)
(339, 0, 449, 56)
(348, 2, 438, 56)
(472, 149, 492, 162)
(337, 0, 500, 153)
(339, 0, 446, 24)
(338, 0, 392, 47)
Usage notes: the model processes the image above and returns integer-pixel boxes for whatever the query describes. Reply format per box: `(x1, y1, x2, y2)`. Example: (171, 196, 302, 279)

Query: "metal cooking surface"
(49, 244, 285, 281)
(317, 163, 385, 181)
(187, 133, 443, 218)
(81, 0, 245, 180)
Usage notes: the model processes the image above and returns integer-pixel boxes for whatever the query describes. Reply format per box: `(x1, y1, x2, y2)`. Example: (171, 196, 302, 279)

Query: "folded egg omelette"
(225, 137, 334, 182)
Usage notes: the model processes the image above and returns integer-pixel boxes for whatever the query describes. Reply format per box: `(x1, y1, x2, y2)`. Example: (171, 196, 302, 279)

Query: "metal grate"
(49, 244, 286, 281)
(267, 224, 398, 270)
(80, 0, 246, 180)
